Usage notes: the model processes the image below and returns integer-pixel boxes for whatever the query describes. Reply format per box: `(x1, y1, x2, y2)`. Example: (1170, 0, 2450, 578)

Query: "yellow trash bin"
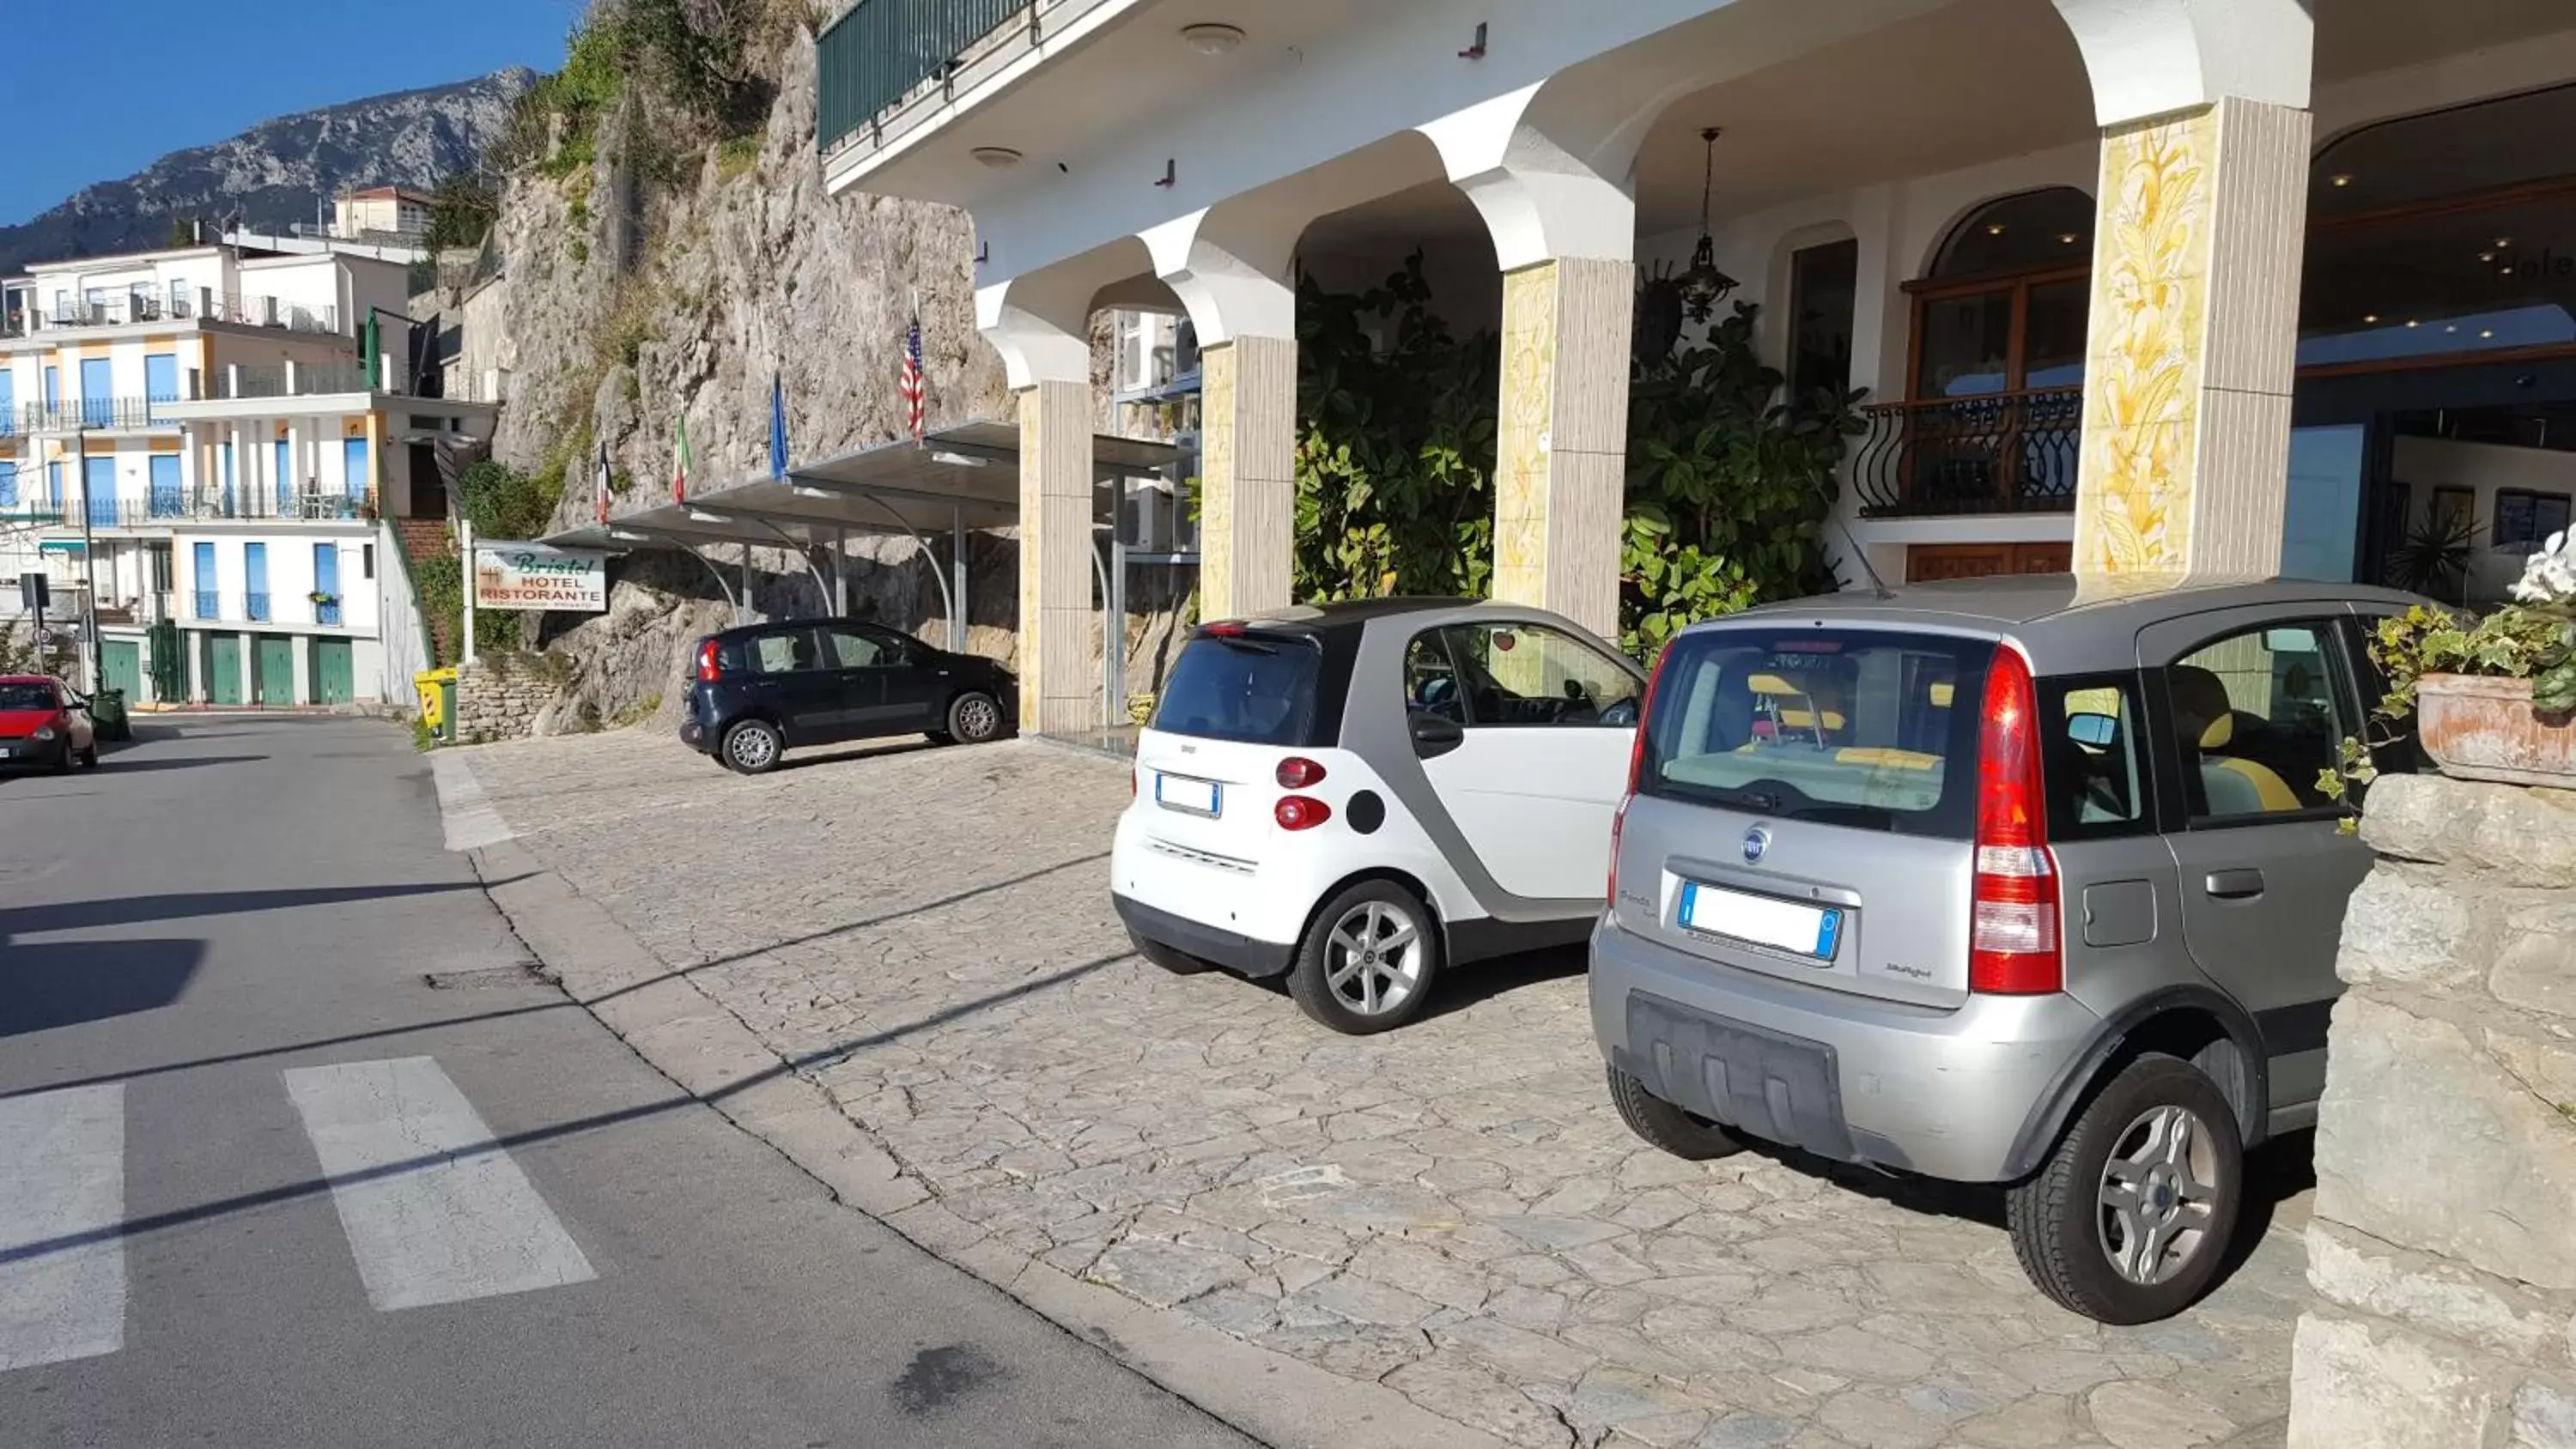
(415, 667, 459, 743)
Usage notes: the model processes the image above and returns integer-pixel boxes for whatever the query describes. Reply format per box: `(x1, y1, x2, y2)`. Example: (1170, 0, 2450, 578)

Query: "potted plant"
(2329, 530, 2576, 803)
(307, 590, 340, 608)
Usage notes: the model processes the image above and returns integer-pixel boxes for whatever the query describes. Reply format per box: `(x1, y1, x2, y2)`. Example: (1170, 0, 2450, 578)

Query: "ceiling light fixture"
(2481, 252, 2497, 263)
(970, 146, 1024, 169)
(1986, 223, 2008, 236)
(2364, 313, 2380, 324)
(2406, 319, 2421, 328)
(2497, 236, 2516, 248)
(2482, 329, 2496, 338)
(2057, 232, 2081, 245)
(2330, 173, 2354, 187)
(1679, 127, 1740, 324)
(1180, 22, 1245, 55)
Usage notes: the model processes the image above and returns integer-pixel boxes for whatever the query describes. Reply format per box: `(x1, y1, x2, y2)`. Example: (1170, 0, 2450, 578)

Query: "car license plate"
(1155, 773, 1221, 817)
(1679, 882, 1843, 961)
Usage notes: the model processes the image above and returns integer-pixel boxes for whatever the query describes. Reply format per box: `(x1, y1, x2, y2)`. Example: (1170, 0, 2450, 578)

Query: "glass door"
(2281, 425, 2370, 581)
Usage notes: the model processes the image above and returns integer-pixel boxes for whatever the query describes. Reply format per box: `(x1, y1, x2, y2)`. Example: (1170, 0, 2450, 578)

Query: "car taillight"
(1275, 756, 1327, 789)
(696, 640, 721, 682)
(1609, 647, 1668, 900)
(1970, 646, 2061, 995)
(1274, 796, 1331, 831)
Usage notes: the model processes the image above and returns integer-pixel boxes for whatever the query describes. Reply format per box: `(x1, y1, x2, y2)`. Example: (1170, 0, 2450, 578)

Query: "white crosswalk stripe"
(0, 1084, 127, 1371)
(283, 1056, 595, 1312)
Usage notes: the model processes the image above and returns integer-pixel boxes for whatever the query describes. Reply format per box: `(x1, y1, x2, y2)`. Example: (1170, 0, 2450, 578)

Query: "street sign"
(16, 572, 46, 612)
(470, 542, 609, 613)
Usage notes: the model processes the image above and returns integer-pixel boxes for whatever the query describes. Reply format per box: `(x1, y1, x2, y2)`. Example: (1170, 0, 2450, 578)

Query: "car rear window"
(1637, 627, 1996, 838)
(1151, 632, 1322, 747)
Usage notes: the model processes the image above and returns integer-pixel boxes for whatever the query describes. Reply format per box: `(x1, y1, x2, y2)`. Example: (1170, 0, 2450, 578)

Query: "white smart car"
(1112, 598, 1645, 1033)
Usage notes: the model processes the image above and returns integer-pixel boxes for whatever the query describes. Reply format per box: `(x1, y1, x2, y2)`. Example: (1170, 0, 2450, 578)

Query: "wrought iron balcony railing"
(1852, 388, 2084, 518)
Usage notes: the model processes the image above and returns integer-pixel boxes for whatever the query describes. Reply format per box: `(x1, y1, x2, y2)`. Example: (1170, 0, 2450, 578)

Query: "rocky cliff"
(0, 70, 536, 271)
(465, 21, 1190, 737)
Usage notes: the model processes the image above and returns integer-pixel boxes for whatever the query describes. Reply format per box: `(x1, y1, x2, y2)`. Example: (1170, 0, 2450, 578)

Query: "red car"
(0, 675, 100, 772)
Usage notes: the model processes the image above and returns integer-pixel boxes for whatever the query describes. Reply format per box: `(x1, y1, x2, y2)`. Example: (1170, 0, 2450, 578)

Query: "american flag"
(899, 308, 926, 440)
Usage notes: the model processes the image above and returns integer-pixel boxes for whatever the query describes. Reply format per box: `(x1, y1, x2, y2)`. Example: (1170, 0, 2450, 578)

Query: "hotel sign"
(471, 542, 608, 613)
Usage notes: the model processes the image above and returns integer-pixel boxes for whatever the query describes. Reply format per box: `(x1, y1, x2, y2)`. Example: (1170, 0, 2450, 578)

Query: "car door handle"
(1408, 710, 1464, 760)
(2203, 869, 2267, 900)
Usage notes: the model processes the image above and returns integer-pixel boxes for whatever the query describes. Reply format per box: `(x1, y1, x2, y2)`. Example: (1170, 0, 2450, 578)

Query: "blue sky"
(0, 0, 583, 226)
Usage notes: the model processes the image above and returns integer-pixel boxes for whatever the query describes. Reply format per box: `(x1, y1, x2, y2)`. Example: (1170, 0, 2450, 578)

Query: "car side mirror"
(2067, 712, 2118, 749)
(1409, 710, 1465, 760)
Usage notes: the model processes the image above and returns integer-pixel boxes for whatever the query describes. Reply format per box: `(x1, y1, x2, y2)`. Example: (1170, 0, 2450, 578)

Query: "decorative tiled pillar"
(1195, 335, 1296, 621)
(1017, 379, 1095, 737)
(1494, 257, 1632, 640)
(2071, 97, 2310, 576)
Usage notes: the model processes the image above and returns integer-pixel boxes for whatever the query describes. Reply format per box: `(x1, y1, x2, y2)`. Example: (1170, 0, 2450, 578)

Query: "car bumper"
(0, 737, 65, 768)
(678, 719, 711, 753)
(1589, 918, 2099, 1183)
(1114, 893, 1297, 979)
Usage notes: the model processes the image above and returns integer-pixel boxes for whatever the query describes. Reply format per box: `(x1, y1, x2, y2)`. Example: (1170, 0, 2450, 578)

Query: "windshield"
(1638, 627, 1995, 837)
(0, 682, 59, 712)
(1151, 633, 1321, 747)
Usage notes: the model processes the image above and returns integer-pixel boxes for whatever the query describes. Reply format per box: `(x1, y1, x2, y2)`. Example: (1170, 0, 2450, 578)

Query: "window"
(2494, 488, 2572, 553)
(1785, 239, 1857, 409)
(361, 544, 375, 580)
(749, 628, 818, 675)
(243, 542, 270, 621)
(2041, 674, 2150, 837)
(170, 279, 191, 318)
(818, 625, 895, 669)
(1406, 630, 1467, 722)
(1150, 629, 1322, 746)
(1432, 621, 1638, 728)
(1911, 188, 2095, 401)
(0, 463, 14, 509)
(2158, 623, 2346, 822)
(1637, 627, 1990, 837)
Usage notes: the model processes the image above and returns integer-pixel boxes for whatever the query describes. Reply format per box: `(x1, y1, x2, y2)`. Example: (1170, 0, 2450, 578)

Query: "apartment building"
(816, 0, 2576, 732)
(0, 240, 494, 706)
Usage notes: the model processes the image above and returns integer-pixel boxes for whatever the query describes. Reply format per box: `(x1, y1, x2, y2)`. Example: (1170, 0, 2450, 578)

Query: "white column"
(979, 277, 1098, 737)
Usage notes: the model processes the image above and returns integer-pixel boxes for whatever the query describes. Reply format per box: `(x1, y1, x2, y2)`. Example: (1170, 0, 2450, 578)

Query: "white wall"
(173, 526, 380, 633)
(2389, 435, 2573, 604)
(375, 518, 431, 710)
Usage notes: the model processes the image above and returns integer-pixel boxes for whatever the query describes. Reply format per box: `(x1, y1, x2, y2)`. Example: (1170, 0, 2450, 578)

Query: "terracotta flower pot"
(2417, 672, 2576, 789)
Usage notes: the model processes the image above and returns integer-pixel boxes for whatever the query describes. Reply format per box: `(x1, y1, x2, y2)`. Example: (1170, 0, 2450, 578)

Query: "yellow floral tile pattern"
(1198, 343, 1238, 615)
(2073, 107, 2215, 575)
(1494, 262, 1560, 608)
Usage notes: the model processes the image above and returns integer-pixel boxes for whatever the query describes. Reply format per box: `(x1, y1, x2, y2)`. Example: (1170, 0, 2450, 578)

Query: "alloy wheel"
(1322, 900, 1424, 1017)
(727, 726, 778, 771)
(2097, 1104, 2220, 1286)
(956, 694, 1001, 741)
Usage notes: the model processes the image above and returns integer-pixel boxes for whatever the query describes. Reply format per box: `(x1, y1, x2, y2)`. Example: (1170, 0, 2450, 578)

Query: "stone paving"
(459, 730, 2314, 1449)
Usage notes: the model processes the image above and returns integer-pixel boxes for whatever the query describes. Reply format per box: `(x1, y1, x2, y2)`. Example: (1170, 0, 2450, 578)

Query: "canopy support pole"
(950, 506, 968, 653)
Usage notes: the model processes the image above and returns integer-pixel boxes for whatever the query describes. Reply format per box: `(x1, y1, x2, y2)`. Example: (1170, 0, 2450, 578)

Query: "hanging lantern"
(1680, 127, 1740, 323)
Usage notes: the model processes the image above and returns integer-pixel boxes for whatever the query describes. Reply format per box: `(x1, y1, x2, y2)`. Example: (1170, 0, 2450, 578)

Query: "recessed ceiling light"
(2496, 236, 2515, 248)
(2057, 232, 2081, 245)
(970, 146, 1024, 168)
(2330, 173, 2354, 187)
(2363, 313, 2380, 324)
(2482, 329, 2496, 338)
(1985, 223, 2008, 236)
(1180, 22, 1246, 54)
(2481, 252, 2497, 263)
(2406, 319, 2421, 328)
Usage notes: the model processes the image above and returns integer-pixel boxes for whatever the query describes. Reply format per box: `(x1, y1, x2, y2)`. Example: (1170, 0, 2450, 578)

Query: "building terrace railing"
(818, 0, 1120, 161)
(1851, 388, 2085, 518)
(46, 494, 372, 531)
(222, 362, 374, 399)
(11, 397, 190, 433)
(33, 291, 338, 336)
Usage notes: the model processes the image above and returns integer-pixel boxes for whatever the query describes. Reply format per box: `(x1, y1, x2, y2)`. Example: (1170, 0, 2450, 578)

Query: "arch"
(2311, 81, 2576, 219)
(976, 235, 1156, 389)
(1926, 187, 2097, 282)
(2049, 0, 2310, 126)
(1767, 221, 1861, 402)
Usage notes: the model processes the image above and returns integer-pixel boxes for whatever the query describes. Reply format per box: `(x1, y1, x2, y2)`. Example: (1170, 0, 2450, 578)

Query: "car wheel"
(2006, 1053, 2244, 1325)
(1287, 882, 1441, 1034)
(1129, 929, 1214, 975)
(946, 691, 1005, 745)
(720, 719, 785, 775)
(1606, 1064, 1746, 1161)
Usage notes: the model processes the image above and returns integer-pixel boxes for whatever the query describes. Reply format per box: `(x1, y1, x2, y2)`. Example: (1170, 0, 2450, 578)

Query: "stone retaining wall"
(455, 652, 563, 743)
(2290, 773, 2576, 1447)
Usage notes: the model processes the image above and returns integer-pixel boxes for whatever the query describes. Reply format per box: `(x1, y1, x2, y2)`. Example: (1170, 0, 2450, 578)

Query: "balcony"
(245, 591, 271, 622)
(222, 362, 374, 399)
(192, 589, 219, 620)
(49, 494, 374, 531)
(1852, 389, 2083, 518)
(820, 0, 1127, 166)
(35, 291, 337, 336)
(14, 397, 188, 434)
(181, 591, 350, 628)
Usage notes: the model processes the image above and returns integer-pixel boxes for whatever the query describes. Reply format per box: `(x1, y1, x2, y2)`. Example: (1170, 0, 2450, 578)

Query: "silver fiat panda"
(1589, 574, 2422, 1324)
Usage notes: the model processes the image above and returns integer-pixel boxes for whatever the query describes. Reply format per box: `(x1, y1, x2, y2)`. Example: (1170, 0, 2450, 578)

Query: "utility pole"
(74, 425, 100, 692)
(460, 518, 477, 665)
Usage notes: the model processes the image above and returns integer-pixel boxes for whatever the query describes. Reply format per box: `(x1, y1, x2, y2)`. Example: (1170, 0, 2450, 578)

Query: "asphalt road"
(0, 716, 1254, 1449)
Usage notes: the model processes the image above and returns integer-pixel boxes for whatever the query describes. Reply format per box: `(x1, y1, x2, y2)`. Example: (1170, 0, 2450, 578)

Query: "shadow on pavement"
(775, 738, 940, 771)
(76, 754, 266, 774)
(1, 938, 204, 1039)
(1, 881, 507, 940)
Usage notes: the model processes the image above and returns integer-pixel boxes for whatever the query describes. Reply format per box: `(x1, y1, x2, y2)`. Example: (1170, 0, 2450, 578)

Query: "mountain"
(0, 68, 538, 273)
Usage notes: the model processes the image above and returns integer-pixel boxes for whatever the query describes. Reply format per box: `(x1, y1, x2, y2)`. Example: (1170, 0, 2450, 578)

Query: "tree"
(425, 173, 501, 252)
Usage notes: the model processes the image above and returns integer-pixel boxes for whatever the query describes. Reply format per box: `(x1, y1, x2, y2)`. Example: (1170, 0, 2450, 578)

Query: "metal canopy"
(539, 419, 1184, 677)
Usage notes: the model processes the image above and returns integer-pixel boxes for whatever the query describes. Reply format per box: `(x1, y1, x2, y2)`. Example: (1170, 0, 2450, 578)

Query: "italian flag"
(672, 415, 693, 503)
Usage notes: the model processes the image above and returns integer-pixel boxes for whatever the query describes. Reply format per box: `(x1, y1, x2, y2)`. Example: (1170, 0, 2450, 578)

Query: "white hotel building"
(816, 0, 2576, 734)
(1, 241, 493, 706)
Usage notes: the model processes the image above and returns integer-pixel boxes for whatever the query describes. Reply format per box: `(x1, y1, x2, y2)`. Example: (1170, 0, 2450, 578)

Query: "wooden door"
(1906, 542, 2070, 584)
(255, 634, 297, 706)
